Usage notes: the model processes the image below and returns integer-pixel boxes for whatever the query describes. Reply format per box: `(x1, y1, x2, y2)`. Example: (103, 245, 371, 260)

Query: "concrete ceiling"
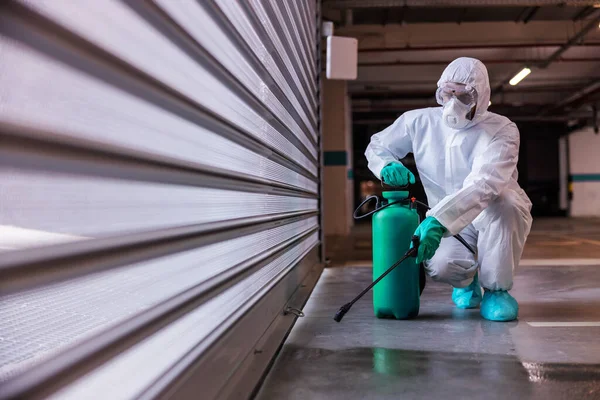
(323, 1, 600, 127)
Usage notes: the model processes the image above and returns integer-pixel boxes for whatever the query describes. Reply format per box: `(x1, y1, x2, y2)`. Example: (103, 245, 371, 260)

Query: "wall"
(569, 127, 600, 217)
(322, 78, 353, 236)
(514, 122, 563, 216)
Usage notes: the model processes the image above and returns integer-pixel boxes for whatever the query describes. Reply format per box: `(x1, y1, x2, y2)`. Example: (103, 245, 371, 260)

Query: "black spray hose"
(353, 195, 409, 220)
(410, 198, 476, 255)
(354, 195, 475, 255)
(334, 236, 420, 323)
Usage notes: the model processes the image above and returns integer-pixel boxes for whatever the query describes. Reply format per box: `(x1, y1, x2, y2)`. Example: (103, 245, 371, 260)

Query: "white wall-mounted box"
(326, 36, 358, 80)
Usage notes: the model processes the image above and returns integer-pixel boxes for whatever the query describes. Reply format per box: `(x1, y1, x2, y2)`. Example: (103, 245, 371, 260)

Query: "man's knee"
(474, 190, 531, 231)
(425, 257, 478, 288)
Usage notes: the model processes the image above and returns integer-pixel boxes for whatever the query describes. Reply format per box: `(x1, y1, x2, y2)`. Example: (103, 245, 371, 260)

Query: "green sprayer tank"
(372, 191, 420, 319)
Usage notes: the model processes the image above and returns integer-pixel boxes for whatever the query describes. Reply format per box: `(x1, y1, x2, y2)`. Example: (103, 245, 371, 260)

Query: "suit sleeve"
(364, 113, 414, 179)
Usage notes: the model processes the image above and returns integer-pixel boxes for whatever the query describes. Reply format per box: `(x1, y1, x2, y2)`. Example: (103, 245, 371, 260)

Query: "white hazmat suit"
(365, 57, 533, 291)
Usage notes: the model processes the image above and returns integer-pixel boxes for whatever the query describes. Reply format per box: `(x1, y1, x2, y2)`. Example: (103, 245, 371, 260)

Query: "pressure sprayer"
(333, 186, 476, 323)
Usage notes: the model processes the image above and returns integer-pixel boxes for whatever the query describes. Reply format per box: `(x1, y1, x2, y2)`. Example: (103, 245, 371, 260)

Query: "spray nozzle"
(333, 303, 352, 323)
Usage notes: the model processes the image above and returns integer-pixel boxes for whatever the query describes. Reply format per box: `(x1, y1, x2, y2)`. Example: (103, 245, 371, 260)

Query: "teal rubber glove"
(412, 217, 446, 264)
(380, 162, 416, 187)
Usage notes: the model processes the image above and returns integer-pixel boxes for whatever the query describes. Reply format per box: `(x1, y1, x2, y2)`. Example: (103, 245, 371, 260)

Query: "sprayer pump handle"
(381, 181, 409, 191)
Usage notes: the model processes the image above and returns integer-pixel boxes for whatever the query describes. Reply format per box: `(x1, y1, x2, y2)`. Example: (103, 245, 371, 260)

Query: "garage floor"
(256, 218, 600, 400)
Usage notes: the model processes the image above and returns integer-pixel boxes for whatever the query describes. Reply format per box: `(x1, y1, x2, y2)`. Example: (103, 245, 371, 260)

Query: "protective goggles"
(435, 82, 477, 107)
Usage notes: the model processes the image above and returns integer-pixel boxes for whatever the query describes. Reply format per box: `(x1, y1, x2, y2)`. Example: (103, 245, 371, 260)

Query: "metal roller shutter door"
(0, 1, 322, 399)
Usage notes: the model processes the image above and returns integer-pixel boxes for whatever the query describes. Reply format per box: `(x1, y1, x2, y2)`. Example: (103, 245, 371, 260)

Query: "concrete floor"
(256, 218, 600, 400)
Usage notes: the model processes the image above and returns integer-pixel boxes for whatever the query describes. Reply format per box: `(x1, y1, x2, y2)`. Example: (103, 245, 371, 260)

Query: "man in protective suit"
(365, 57, 532, 322)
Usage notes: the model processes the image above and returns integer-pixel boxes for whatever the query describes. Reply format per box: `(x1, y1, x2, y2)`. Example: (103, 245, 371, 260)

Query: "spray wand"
(333, 235, 420, 323)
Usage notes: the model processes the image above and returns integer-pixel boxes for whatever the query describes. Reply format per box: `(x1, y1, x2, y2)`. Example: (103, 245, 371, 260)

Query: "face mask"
(442, 97, 473, 130)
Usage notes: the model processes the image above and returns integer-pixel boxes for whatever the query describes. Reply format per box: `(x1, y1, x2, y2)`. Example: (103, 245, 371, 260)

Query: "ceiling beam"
(338, 20, 600, 51)
(352, 116, 578, 125)
(358, 57, 600, 66)
(324, 0, 600, 8)
(353, 93, 435, 100)
(342, 8, 353, 25)
(350, 77, 595, 86)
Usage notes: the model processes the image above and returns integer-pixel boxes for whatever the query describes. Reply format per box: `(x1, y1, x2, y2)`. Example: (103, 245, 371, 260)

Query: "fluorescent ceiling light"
(509, 67, 531, 86)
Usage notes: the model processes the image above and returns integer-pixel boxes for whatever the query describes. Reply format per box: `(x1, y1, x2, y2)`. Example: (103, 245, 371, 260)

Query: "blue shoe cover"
(452, 273, 482, 309)
(480, 290, 519, 321)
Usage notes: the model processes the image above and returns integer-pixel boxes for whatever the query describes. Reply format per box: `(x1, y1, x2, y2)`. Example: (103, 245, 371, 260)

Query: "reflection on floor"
(257, 218, 600, 400)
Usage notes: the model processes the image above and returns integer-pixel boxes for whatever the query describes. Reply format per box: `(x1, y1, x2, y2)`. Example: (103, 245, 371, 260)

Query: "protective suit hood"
(437, 57, 491, 126)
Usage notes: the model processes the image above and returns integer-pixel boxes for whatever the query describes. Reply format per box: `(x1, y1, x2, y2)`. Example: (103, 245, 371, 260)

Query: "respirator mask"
(436, 83, 477, 129)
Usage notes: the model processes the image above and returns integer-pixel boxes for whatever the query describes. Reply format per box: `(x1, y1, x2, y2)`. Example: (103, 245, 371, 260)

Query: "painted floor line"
(344, 260, 372, 267)
(520, 258, 600, 266)
(527, 322, 600, 327)
(548, 234, 600, 247)
(339, 259, 600, 267)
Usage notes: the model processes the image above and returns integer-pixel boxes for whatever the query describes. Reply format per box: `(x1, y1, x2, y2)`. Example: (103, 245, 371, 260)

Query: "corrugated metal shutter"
(0, 1, 322, 399)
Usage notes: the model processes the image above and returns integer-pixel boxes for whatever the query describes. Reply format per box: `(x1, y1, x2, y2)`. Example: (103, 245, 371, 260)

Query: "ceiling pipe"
(352, 115, 598, 125)
(494, 10, 600, 97)
(514, 6, 530, 23)
(324, 0, 600, 8)
(358, 43, 600, 54)
(456, 7, 469, 24)
(504, 115, 595, 122)
(526, 10, 600, 115)
(572, 6, 596, 20)
(352, 102, 546, 111)
(352, 86, 581, 97)
(353, 114, 598, 125)
(593, 104, 598, 133)
(571, 86, 600, 110)
(353, 83, 600, 120)
(551, 80, 600, 110)
(538, 11, 600, 69)
(522, 6, 540, 23)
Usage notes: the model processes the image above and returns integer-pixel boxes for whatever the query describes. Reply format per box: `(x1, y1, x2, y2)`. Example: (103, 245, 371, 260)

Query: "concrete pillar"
(568, 127, 600, 217)
(322, 77, 353, 238)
